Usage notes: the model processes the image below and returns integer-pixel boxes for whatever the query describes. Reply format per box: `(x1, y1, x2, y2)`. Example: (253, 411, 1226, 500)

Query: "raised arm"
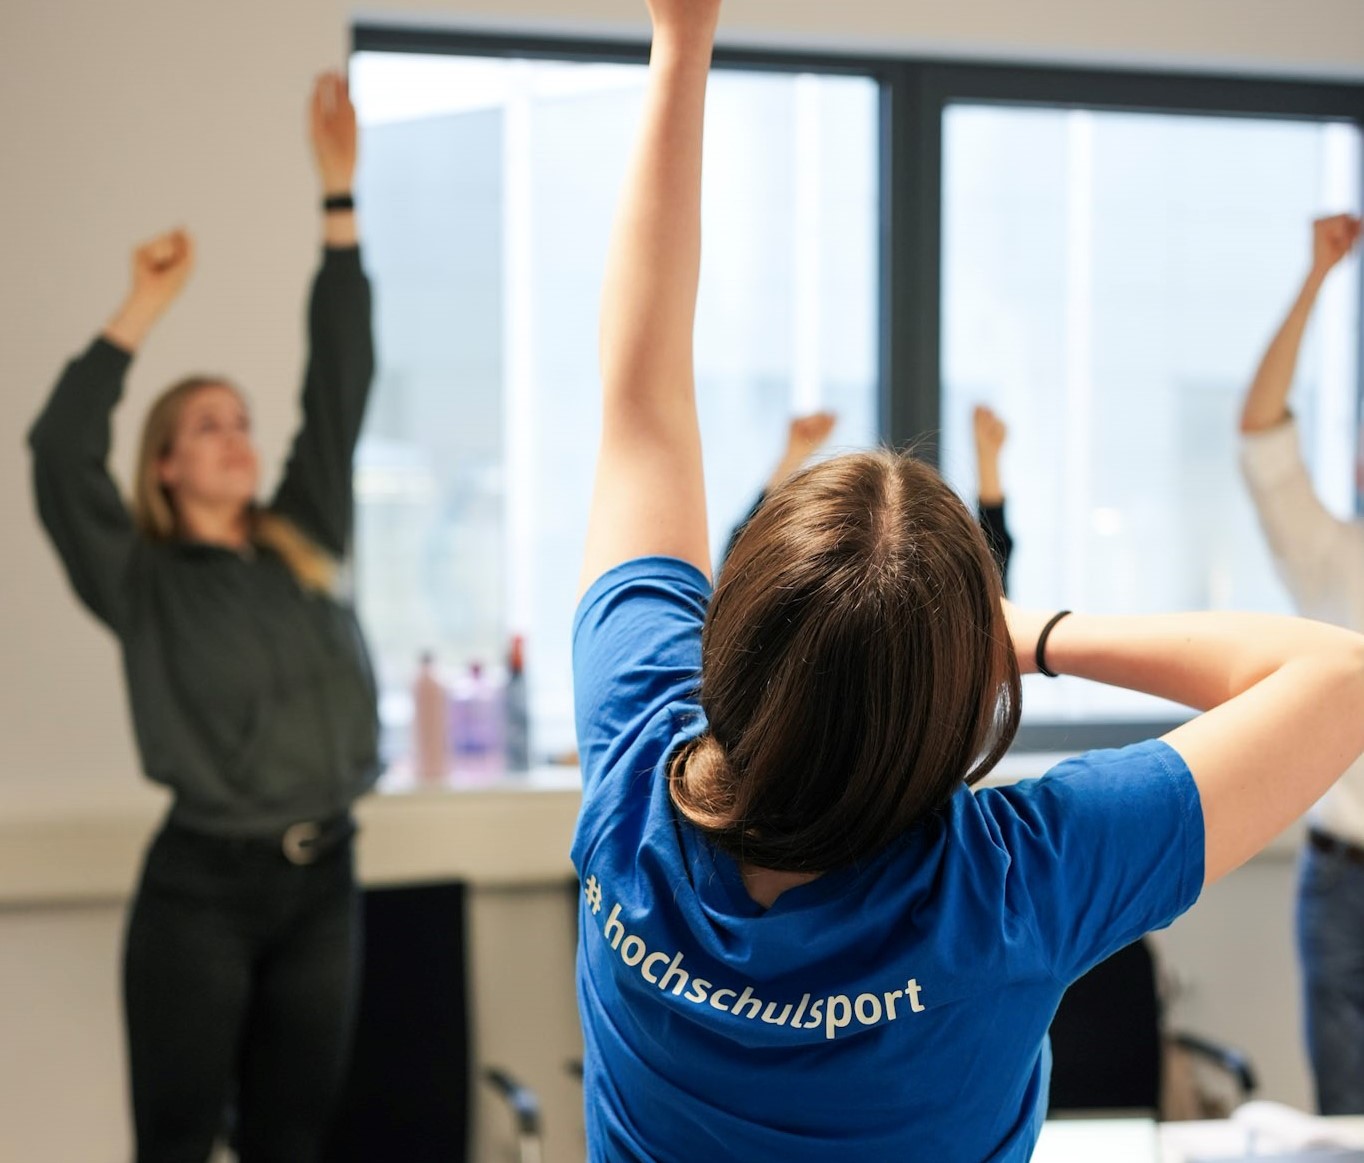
(1238, 214, 1362, 615)
(973, 404, 1013, 590)
(27, 230, 194, 633)
(1239, 215, 1360, 435)
(270, 71, 374, 558)
(721, 412, 837, 568)
(578, 0, 722, 596)
(1008, 604, 1364, 885)
(766, 411, 837, 495)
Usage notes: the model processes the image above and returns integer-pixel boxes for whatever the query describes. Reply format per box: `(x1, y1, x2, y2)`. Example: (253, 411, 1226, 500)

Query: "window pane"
(941, 105, 1362, 725)
(351, 52, 880, 770)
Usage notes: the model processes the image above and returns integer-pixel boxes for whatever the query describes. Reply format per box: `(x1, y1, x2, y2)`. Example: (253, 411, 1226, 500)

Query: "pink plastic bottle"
(412, 652, 450, 783)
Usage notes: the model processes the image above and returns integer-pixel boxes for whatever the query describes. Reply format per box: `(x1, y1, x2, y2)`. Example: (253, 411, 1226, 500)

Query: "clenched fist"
(1312, 214, 1361, 278)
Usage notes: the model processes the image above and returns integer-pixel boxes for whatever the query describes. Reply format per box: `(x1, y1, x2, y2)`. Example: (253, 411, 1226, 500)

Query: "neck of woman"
(740, 864, 822, 910)
(176, 500, 252, 550)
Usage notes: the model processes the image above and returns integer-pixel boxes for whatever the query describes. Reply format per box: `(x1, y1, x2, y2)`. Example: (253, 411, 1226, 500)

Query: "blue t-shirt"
(571, 557, 1204, 1162)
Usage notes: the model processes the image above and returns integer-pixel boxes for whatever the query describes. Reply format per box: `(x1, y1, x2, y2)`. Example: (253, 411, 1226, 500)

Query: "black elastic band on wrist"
(1035, 610, 1072, 679)
(323, 193, 355, 213)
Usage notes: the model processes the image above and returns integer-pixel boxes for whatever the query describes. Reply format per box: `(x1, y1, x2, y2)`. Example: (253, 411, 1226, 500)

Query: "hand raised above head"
(130, 228, 195, 311)
(101, 228, 195, 351)
(786, 411, 837, 460)
(310, 70, 358, 196)
(972, 405, 1008, 458)
(1312, 214, 1362, 278)
(646, 0, 722, 43)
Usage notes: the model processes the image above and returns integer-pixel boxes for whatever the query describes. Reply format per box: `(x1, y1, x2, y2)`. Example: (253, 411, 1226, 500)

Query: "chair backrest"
(322, 882, 472, 1163)
(1047, 938, 1163, 1114)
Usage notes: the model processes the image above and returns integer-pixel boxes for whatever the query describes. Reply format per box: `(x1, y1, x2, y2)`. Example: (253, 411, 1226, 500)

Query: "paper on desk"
(1032, 1118, 1159, 1163)
(1177, 1102, 1364, 1161)
(1231, 1101, 1364, 1152)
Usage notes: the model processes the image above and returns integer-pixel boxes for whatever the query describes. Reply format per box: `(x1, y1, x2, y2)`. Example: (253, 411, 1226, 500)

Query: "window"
(349, 30, 1364, 763)
(349, 45, 881, 770)
(939, 105, 1362, 728)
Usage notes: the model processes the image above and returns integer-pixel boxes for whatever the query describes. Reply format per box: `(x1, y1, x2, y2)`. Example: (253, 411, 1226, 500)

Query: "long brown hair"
(670, 449, 1021, 873)
(132, 376, 335, 592)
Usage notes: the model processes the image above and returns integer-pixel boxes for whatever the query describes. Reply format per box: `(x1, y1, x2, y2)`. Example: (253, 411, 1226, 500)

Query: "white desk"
(1033, 1116, 1364, 1163)
(1033, 1120, 1161, 1163)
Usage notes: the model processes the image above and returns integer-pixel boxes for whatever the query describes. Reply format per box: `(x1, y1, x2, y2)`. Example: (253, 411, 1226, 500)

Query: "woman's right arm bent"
(27, 230, 194, 632)
(1013, 606, 1364, 884)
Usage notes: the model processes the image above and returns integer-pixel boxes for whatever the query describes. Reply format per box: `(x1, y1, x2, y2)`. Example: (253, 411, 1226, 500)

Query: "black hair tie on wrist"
(323, 193, 355, 213)
(1035, 610, 1072, 679)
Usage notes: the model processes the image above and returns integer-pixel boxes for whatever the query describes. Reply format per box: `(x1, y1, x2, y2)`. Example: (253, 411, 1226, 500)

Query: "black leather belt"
(1308, 828, 1364, 868)
(280, 814, 356, 865)
(169, 812, 356, 866)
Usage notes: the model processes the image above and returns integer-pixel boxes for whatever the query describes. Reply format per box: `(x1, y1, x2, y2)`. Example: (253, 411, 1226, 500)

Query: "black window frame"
(352, 23, 1364, 753)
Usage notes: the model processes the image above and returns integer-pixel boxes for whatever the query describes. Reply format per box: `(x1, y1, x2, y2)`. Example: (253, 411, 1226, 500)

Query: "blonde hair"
(133, 376, 336, 593)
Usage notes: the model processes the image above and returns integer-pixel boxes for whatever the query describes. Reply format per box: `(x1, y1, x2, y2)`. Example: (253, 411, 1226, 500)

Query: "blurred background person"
(26, 72, 379, 1162)
(1239, 211, 1364, 1115)
(973, 403, 1014, 593)
(721, 411, 838, 565)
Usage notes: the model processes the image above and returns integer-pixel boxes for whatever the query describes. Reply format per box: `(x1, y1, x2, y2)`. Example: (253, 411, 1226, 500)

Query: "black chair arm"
(483, 1067, 543, 1139)
(1169, 1030, 1259, 1097)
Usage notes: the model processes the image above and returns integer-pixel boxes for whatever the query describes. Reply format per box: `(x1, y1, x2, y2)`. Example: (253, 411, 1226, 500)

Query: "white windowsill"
(0, 748, 1302, 909)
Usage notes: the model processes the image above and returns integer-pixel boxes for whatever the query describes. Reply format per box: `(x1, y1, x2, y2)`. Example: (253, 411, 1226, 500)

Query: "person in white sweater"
(1240, 211, 1364, 1114)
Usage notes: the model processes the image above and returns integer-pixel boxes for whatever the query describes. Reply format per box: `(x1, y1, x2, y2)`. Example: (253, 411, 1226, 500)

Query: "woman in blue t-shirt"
(571, 3, 1364, 1160)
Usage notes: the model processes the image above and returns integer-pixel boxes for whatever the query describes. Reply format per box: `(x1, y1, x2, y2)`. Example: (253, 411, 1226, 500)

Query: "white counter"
(0, 749, 1300, 909)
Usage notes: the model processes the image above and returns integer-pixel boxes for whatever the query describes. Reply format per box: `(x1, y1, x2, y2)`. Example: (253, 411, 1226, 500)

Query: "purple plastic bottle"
(449, 661, 505, 779)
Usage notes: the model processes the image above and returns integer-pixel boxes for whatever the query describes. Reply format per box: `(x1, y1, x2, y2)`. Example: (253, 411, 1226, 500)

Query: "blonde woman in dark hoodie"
(29, 73, 378, 1162)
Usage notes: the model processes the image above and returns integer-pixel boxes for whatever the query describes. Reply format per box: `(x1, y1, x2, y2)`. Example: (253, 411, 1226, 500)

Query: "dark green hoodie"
(28, 246, 381, 835)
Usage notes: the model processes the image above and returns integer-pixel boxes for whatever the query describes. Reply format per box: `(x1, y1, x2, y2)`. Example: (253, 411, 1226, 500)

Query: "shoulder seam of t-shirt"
(573, 556, 712, 645)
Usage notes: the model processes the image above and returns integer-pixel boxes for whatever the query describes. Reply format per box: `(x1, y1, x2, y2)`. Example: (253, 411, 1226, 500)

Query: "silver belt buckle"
(282, 821, 323, 866)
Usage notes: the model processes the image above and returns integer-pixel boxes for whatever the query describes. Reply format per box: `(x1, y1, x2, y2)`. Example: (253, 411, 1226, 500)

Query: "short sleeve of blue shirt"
(572, 557, 710, 802)
(978, 740, 1205, 985)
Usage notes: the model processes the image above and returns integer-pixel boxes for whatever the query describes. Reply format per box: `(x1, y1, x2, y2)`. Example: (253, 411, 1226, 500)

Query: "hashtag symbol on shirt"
(584, 875, 603, 915)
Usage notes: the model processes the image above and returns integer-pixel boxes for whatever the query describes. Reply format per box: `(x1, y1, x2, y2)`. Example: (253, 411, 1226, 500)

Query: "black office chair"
(1048, 937, 1257, 1118)
(322, 883, 472, 1163)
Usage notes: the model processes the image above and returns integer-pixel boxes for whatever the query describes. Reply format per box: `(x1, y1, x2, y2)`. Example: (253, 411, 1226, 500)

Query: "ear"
(157, 453, 179, 489)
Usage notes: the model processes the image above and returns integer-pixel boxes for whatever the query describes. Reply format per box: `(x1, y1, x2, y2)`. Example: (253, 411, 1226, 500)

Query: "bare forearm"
(976, 454, 1003, 507)
(599, 34, 712, 407)
(579, 8, 720, 592)
(1042, 609, 1364, 710)
(101, 295, 162, 353)
(1240, 270, 1326, 434)
(766, 449, 806, 493)
(323, 208, 358, 248)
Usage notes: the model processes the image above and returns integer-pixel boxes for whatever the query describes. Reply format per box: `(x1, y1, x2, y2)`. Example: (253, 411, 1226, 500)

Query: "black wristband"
(1035, 610, 1072, 679)
(323, 193, 355, 213)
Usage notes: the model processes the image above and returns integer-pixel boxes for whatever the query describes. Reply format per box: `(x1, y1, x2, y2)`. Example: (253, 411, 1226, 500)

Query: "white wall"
(5, 0, 1364, 798)
(2, 0, 1359, 1157)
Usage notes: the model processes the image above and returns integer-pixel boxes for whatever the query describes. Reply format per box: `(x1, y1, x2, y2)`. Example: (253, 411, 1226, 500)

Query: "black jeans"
(123, 818, 361, 1163)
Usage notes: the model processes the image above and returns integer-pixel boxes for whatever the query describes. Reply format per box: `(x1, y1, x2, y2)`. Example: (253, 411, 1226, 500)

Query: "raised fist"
(785, 411, 838, 462)
(129, 229, 195, 314)
(1312, 214, 1362, 277)
(973, 405, 1008, 459)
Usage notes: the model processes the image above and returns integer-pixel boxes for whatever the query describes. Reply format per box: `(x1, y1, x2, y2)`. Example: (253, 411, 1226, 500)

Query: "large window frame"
(353, 23, 1364, 752)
